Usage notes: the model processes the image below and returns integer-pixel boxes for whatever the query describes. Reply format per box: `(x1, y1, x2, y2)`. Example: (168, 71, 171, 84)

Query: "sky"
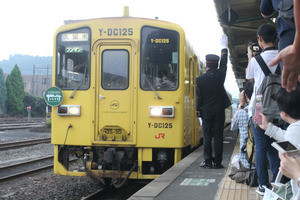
(0, 0, 239, 98)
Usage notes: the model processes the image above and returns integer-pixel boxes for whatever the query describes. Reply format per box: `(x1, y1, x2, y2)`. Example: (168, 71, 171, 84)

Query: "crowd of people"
(196, 0, 300, 199)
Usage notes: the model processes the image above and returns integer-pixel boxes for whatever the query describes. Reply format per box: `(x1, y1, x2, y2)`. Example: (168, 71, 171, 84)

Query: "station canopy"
(213, 0, 277, 88)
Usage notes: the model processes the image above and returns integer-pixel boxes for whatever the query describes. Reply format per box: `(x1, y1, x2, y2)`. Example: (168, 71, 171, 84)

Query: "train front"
(51, 17, 200, 186)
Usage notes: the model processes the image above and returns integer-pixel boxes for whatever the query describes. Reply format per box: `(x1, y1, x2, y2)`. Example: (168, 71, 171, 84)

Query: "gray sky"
(0, 0, 239, 98)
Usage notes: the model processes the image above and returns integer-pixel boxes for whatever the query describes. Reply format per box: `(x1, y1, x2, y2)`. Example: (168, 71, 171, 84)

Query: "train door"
(187, 58, 195, 144)
(95, 42, 136, 144)
(190, 57, 197, 147)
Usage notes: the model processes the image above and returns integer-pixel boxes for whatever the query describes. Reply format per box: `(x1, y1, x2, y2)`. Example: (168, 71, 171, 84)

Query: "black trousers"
(202, 112, 225, 164)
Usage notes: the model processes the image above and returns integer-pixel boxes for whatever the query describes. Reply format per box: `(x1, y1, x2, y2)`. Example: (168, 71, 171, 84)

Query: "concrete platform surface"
(129, 128, 262, 200)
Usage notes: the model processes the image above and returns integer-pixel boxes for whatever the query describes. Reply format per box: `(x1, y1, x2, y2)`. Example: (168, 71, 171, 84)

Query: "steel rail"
(0, 157, 77, 182)
(0, 138, 51, 151)
(0, 155, 54, 170)
(0, 156, 54, 182)
(81, 189, 104, 200)
(0, 164, 54, 182)
(0, 123, 45, 131)
(0, 122, 44, 127)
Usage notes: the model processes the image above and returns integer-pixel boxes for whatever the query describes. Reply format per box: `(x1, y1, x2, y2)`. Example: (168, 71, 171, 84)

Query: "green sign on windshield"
(44, 87, 63, 106)
(65, 46, 83, 53)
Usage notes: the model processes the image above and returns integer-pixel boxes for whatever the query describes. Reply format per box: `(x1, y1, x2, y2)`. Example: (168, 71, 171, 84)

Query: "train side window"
(101, 50, 129, 90)
(140, 26, 179, 91)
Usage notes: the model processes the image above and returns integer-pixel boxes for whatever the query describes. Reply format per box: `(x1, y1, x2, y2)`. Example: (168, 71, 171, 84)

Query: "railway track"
(81, 189, 104, 200)
(80, 180, 151, 200)
(0, 122, 45, 131)
(0, 155, 54, 182)
(0, 156, 79, 183)
(0, 138, 51, 151)
(0, 117, 45, 123)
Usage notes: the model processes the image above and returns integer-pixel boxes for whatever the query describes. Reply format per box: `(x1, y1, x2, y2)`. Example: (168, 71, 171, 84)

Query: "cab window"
(56, 28, 91, 90)
(140, 26, 179, 91)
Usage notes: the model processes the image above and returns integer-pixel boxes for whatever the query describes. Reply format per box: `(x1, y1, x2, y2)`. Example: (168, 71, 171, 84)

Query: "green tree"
(6, 64, 25, 115)
(0, 68, 7, 110)
(23, 93, 46, 117)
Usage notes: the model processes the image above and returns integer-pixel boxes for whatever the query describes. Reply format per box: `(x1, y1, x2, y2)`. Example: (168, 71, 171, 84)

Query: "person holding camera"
(248, 43, 262, 60)
(246, 23, 281, 196)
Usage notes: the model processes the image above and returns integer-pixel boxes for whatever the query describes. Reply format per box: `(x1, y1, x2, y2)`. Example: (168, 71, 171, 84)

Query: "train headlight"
(57, 105, 81, 116)
(69, 106, 80, 115)
(149, 106, 174, 117)
(150, 107, 162, 116)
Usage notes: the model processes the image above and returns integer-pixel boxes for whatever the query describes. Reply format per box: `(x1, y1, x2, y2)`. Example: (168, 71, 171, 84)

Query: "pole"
(27, 106, 31, 122)
(32, 65, 35, 95)
(46, 64, 48, 88)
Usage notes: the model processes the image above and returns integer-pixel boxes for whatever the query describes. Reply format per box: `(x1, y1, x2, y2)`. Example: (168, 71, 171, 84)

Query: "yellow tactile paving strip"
(216, 136, 262, 200)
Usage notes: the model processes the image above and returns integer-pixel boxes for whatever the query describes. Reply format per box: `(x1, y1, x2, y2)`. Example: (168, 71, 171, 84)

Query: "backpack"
(233, 126, 258, 187)
(228, 159, 258, 187)
(244, 121, 258, 187)
(244, 121, 255, 168)
(254, 55, 284, 126)
(278, 0, 295, 28)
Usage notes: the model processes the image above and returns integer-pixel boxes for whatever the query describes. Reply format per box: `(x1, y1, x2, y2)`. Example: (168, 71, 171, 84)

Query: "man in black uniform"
(196, 35, 231, 169)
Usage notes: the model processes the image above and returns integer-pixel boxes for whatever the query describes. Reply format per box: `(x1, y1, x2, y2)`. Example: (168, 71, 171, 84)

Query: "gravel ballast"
(0, 130, 100, 200)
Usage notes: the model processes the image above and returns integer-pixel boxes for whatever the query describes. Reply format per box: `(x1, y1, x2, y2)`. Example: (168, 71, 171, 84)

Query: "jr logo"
(110, 100, 119, 110)
(155, 133, 165, 139)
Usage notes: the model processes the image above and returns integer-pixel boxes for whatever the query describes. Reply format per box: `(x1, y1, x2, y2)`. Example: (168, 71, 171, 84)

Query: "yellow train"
(51, 12, 205, 187)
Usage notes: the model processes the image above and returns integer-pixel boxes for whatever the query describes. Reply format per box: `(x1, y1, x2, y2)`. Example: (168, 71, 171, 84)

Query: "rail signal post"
(27, 106, 32, 122)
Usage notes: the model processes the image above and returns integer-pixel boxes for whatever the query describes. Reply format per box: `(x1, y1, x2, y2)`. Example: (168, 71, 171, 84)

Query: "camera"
(250, 43, 262, 56)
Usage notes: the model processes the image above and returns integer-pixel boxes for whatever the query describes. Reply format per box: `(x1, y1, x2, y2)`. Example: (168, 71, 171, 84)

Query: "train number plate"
(103, 128, 123, 135)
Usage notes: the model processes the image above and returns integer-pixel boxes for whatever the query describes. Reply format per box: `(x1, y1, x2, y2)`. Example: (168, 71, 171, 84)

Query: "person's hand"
(269, 45, 300, 92)
(279, 152, 300, 181)
(253, 115, 258, 124)
(258, 113, 269, 130)
(196, 111, 201, 118)
(220, 34, 228, 48)
(247, 46, 253, 60)
(252, 51, 259, 57)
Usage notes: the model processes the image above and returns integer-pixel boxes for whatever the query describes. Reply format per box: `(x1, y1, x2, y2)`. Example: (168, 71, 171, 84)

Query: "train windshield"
(140, 26, 179, 91)
(55, 28, 91, 90)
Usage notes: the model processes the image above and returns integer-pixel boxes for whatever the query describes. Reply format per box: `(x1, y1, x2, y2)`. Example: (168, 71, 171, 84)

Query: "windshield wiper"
(70, 75, 85, 99)
(144, 76, 162, 100)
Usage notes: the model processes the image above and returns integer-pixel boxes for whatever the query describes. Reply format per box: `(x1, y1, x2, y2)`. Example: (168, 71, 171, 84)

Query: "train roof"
(213, 0, 277, 88)
(56, 16, 195, 56)
(64, 16, 176, 25)
(61, 17, 184, 32)
(56, 16, 187, 42)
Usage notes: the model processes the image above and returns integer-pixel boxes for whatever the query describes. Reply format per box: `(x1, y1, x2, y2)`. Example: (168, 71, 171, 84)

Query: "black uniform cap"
(206, 54, 219, 69)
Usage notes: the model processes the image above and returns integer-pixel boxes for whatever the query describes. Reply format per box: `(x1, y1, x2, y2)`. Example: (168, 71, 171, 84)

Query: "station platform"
(129, 127, 262, 200)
